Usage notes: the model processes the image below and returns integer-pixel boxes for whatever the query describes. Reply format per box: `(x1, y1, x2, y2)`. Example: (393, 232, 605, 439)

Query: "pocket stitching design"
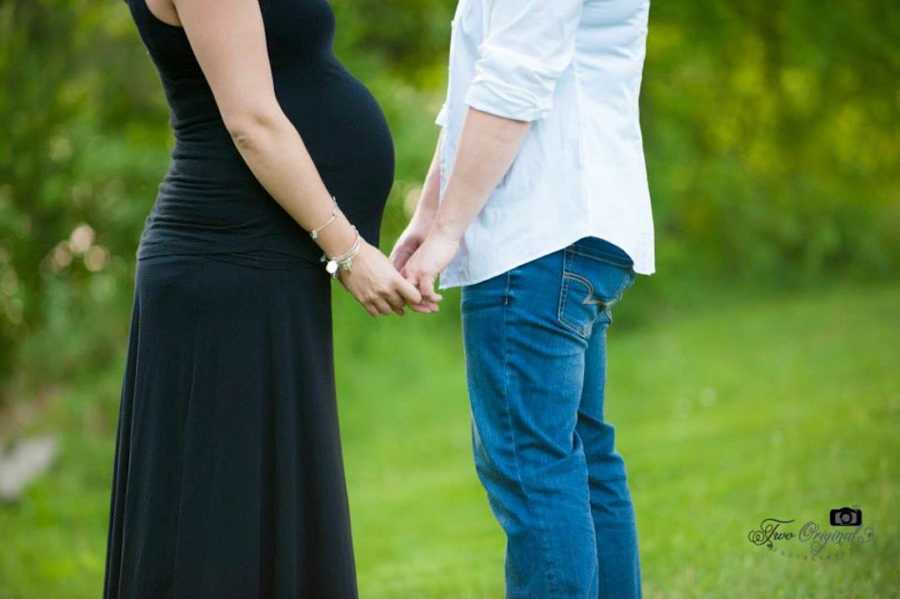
(557, 251, 591, 338)
(564, 271, 599, 305)
(558, 273, 596, 338)
(558, 250, 634, 339)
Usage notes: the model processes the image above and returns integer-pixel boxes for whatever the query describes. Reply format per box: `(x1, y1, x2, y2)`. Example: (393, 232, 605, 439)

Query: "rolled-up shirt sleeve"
(465, 0, 583, 122)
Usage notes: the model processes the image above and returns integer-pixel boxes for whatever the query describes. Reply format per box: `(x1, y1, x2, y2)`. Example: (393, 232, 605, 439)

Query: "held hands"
(391, 221, 458, 308)
(338, 238, 440, 317)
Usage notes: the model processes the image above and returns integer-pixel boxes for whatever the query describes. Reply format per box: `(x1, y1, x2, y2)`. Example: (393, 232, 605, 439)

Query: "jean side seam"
(501, 267, 564, 598)
(557, 252, 573, 331)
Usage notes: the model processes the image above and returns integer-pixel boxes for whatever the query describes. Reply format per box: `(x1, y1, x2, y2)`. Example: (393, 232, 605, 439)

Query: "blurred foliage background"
(1, 0, 897, 394)
(0, 0, 898, 597)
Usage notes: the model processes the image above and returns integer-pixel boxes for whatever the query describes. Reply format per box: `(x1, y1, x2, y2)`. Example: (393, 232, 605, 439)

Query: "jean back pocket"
(557, 244, 635, 338)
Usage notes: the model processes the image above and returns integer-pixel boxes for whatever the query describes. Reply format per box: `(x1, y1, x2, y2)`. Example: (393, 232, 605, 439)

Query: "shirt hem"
(438, 229, 655, 289)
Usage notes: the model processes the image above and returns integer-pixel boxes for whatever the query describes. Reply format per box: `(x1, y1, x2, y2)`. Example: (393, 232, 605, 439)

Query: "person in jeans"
(392, 0, 654, 597)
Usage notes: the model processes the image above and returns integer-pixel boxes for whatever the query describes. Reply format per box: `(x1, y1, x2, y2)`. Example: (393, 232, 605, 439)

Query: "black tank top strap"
(126, 0, 185, 36)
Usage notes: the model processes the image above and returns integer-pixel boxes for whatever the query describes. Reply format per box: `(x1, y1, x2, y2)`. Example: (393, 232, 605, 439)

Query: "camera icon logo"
(829, 507, 862, 527)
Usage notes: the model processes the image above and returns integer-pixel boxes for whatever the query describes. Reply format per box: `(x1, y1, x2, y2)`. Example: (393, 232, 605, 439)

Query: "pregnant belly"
(277, 63, 395, 246)
(139, 63, 394, 263)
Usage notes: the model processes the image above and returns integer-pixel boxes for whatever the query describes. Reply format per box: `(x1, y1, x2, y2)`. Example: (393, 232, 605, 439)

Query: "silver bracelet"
(321, 228, 362, 278)
(309, 196, 339, 241)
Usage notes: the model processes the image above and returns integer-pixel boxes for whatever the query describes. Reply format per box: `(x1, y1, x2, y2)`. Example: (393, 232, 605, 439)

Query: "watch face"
(326, 261, 338, 275)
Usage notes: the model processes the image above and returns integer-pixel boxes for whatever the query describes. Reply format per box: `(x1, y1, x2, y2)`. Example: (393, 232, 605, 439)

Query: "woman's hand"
(338, 239, 438, 316)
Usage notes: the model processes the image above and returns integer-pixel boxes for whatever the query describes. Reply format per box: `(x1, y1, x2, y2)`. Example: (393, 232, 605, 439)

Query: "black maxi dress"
(104, 1, 394, 597)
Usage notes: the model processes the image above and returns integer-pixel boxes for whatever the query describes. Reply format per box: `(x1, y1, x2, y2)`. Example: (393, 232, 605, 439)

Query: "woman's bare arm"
(173, 0, 353, 256)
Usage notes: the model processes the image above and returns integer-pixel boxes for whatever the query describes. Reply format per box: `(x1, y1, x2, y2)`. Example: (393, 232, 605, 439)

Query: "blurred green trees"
(1, 0, 171, 394)
(0, 0, 897, 397)
(643, 2, 899, 276)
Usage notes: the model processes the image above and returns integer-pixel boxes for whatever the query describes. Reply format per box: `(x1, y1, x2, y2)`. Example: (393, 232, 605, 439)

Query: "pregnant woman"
(104, 0, 433, 597)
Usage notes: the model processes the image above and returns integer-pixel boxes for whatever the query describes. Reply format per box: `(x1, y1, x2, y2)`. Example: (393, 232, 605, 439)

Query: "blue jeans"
(461, 236, 642, 599)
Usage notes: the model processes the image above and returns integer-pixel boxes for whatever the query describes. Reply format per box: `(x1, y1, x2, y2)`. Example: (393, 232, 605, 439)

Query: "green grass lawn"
(1, 280, 898, 598)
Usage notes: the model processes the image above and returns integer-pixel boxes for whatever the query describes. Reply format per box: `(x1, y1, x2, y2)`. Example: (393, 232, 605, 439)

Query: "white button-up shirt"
(435, 0, 655, 289)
